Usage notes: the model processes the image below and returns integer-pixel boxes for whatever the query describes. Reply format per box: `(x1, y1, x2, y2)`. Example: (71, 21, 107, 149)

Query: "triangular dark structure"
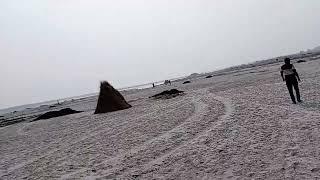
(94, 81, 131, 114)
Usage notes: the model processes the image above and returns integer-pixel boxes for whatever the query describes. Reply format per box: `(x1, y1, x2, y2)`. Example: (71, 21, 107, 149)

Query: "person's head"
(284, 58, 291, 64)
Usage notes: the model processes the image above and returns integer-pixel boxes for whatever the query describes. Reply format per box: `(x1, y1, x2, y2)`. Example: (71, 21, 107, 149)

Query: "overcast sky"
(1, 0, 320, 109)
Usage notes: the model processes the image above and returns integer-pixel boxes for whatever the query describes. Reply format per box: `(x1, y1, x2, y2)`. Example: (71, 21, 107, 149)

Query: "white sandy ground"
(1, 59, 320, 179)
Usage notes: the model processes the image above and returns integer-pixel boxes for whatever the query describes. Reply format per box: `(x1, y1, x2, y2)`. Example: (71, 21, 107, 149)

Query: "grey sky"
(1, 0, 320, 109)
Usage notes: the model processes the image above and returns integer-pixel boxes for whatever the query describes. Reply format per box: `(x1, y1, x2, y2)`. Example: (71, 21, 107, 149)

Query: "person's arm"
(280, 68, 285, 81)
(292, 65, 301, 81)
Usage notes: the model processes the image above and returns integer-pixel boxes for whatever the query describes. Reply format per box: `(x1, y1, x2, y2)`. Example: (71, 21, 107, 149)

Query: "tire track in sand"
(123, 94, 234, 178)
(67, 90, 234, 179)
(58, 97, 198, 179)
(0, 98, 190, 179)
(58, 96, 205, 179)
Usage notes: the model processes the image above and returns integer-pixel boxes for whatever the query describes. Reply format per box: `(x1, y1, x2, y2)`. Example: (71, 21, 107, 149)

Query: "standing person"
(280, 58, 302, 104)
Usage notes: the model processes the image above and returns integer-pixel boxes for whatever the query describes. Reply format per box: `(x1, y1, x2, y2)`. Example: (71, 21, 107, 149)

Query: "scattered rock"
(205, 75, 213, 78)
(94, 81, 132, 114)
(183, 81, 191, 84)
(297, 60, 306, 63)
(150, 89, 184, 99)
(132, 174, 140, 178)
(34, 108, 82, 120)
(291, 162, 299, 170)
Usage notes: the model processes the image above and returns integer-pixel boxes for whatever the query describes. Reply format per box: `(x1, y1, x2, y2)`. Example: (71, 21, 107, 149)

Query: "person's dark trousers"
(285, 75, 301, 103)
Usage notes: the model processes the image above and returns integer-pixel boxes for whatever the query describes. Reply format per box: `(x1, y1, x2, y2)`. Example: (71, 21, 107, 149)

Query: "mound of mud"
(297, 60, 306, 63)
(183, 81, 191, 84)
(150, 89, 184, 99)
(35, 108, 82, 120)
(94, 81, 132, 114)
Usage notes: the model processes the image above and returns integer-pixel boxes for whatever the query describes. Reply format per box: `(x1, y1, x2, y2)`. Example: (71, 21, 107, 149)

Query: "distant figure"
(152, 83, 155, 88)
(164, 80, 171, 85)
(280, 58, 301, 104)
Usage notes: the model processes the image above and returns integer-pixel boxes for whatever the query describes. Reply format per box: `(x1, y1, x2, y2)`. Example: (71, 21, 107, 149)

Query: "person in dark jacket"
(280, 58, 302, 104)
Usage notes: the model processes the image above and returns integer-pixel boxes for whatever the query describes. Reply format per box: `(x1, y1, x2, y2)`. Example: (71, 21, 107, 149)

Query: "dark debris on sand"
(34, 108, 82, 121)
(150, 89, 184, 99)
(183, 81, 191, 84)
(297, 60, 306, 63)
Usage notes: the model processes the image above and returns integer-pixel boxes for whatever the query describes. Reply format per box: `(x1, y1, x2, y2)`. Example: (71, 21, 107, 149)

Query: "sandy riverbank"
(1, 59, 320, 179)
